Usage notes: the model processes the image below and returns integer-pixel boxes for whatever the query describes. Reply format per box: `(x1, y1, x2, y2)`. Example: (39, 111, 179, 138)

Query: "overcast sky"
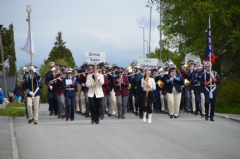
(1, 0, 161, 69)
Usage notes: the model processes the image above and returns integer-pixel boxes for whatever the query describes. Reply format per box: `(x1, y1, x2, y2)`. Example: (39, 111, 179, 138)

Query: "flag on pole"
(204, 14, 216, 64)
(21, 25, 35, 54)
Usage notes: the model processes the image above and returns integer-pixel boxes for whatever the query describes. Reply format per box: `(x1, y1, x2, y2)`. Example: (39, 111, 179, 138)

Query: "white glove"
(29, 91, 34, 97)
(31, 66, 36, 72)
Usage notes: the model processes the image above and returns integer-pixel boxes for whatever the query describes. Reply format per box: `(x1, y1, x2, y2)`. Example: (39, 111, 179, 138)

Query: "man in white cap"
(62, 68, 78, 121)
(191, 63, 205, 117)
(45, 62, 58, 116)
(201, 61, 220, 121)
(24, 65, 42, 125)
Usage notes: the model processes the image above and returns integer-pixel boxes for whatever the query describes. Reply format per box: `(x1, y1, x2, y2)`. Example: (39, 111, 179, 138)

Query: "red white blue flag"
(204, 14, 216, 64)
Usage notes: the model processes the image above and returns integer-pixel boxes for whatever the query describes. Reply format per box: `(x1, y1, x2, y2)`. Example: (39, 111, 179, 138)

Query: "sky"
(0, 0, 161, 69)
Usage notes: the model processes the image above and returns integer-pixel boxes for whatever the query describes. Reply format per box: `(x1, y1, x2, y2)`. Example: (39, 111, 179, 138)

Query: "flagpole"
(208, 13, 213, 98)
(26, 5, 34, 93)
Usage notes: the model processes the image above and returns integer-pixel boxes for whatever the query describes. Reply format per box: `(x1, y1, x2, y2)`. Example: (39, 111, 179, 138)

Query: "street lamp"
(139, 26, 145, 58)
(158, 1, 162, 60)
(145, 0, 152, 55)
(144, 40, 148, 57)
(0, 26, 8, 96)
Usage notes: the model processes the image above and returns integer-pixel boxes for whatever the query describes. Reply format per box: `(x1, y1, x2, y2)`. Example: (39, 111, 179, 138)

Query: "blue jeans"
(65, 95, 75, 120)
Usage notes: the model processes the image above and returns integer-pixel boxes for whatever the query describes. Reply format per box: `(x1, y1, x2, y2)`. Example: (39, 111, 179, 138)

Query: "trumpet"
(157, 80, 165, 88)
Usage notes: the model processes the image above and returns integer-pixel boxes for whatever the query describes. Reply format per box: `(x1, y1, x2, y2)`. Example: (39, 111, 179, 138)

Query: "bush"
(0, 102, 26, 117)
(216, 78, 240, 114)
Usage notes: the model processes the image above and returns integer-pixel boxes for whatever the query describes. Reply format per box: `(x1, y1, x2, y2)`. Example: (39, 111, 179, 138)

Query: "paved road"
(0, 117, 12, 159)
(13, 104, 240, 159)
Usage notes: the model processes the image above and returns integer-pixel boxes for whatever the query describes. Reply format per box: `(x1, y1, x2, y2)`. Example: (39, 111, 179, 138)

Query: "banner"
(85, 52, 106, 63)
(21, 26, 35, 54)
(137, 58, 158, 68)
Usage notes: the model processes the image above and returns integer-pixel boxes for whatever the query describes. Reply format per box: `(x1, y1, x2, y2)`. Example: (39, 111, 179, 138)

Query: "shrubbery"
(216, 78, 240, 114)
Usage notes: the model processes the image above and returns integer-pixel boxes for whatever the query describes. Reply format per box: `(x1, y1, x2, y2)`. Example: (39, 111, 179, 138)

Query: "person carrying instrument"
(62, 68, 78, 121)
(52, 65, 65, 119)
(191, 63, 205, 117)
(141, 69, 156, 123)
(45, 62, 58, 116)
(86, 64, 104, 124)
(113, 68, 129, 119)
(165, 64, 184, 118)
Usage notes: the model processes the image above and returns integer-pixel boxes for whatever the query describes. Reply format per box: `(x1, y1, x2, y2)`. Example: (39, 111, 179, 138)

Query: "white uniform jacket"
(86, 73, 104, 98)
(141, 77, 156, 91)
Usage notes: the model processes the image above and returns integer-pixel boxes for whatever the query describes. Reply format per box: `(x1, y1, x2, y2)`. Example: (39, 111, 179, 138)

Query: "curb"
(9, 117, 19, 159)
(215, 113, 240, 122)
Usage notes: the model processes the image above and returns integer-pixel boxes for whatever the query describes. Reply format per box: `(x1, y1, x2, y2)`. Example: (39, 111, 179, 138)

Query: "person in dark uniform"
(24, 65, 42, 125)
(45, 62, 58, 116)
(152, 68, 161, 112)
(164, 64, 184, 118)
(192, 63, 204, 117)
(201, 61, 220, 121)
(62, 68, 78, 121)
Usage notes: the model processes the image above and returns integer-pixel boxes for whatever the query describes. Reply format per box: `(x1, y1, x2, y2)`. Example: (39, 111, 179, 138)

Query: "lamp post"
(145, 40, 148, 58)
(139, 26, 145, 58)
(145, 1, 152, 55)
(0, 26, 7, 96)
(159, 1, 162, 60)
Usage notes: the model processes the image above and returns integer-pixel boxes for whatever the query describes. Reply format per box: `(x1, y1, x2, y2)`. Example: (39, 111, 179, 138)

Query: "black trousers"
(137, 91, 144, 117)
(89, 95, 102, 122)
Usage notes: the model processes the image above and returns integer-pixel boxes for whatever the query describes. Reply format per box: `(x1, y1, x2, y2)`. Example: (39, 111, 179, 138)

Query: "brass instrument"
(184, 79, 191, 87)
(76, 85, 81, 96)
(127, 84, 131, 90)
(127, 61, 136, 73)
(157, 80, 164, 88)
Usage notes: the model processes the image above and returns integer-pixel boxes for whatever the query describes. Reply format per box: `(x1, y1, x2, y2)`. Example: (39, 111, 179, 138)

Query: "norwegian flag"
(204, 14, 216, 64)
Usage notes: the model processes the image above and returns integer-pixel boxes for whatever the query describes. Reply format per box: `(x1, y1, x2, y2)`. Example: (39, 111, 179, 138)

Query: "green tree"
(152, 0, 240, 78)
(0, 24, 17, 77)
(45, 32, 76, 68)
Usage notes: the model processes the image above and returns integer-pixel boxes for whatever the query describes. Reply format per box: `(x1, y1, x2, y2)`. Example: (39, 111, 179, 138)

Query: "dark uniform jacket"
(164, 73, 184, 93)
(24, 72, 42, 97)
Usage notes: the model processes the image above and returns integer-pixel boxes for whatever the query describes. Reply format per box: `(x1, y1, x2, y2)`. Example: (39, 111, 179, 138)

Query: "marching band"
(21, 59, 220, 125)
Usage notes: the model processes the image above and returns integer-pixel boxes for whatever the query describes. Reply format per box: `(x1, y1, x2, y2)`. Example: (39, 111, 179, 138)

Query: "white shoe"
(148, 114, 152, 124)
(143, 112, 147, 122)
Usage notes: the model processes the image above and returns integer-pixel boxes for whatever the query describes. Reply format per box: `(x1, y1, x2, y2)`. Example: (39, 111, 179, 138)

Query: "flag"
(204, 15, 216, 64)
(21, 23, 35, 54)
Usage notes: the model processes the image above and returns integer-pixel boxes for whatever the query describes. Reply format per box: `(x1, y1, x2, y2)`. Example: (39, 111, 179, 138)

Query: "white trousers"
(27, 96, 40, 121)
(110, 90, 118, 116)
(200, 92, 205, 114)
(167, 87, 181, 116)
(191, 90, 196, 111)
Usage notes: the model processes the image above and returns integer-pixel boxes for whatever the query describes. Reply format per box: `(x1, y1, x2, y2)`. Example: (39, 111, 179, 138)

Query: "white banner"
(86, 57, 106, 63)
(21, 26, 35, 54)
(85, 52, 106, 58)
(137, 58, 158, 68)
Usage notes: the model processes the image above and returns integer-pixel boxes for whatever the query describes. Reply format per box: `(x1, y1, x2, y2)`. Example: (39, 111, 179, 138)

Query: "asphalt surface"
(3, 103, 240, 159)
